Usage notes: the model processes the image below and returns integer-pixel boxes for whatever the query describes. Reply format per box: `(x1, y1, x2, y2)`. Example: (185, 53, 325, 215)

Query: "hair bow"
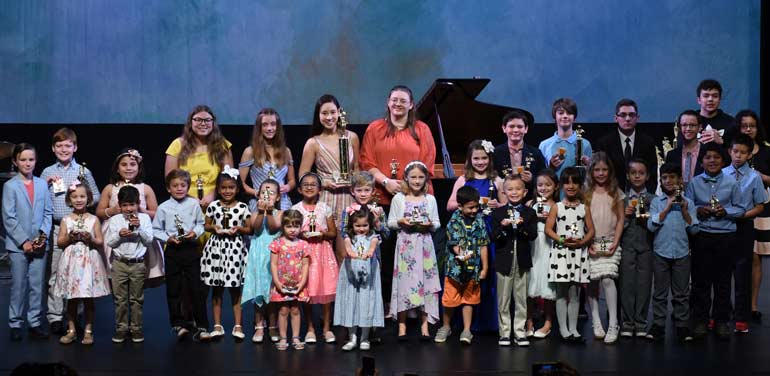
(68, 180, 81, 192)
(345, 203, 362, 215)
(221, 165, 239, 179)
(118, 149, 143, 163)
(481, 140, 495, 154)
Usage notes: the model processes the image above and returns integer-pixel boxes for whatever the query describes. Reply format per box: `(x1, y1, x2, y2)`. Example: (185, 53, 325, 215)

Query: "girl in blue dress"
(446, 140, 506, 332)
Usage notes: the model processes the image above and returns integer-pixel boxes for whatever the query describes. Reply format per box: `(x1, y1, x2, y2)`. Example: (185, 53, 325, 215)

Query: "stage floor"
(1, 264, 769, 376)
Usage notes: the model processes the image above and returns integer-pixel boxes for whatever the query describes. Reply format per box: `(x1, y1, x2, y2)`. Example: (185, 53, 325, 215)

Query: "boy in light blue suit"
(2, 143, 53, 341)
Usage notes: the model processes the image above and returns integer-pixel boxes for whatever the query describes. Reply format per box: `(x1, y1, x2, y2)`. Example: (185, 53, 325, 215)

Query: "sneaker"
(171, 326, 189, 340)
(498, 337, 511, 346)
(620, 327, 633, 338)
(515, 337, 530, 347)
(459, 330, 473, 344)
(693, 322, 707, 339)
(131, 330, 145, 343)
(604, 325, 619, 344)
(28, 326, 49, 340)
(112, 331, 128, 343)
(676, 327, 693, 343)
(635, 330, 648, 338)
(359, 340, 370, 351)
(193, 328, 211, 342)
(342, 335, 357, 351)
(734, 321, 749, 334)
(715, 323, 731, 340)
(434, 326, 452, 343)
(592, 323, 606, 340)
(646, 325, 664, 342)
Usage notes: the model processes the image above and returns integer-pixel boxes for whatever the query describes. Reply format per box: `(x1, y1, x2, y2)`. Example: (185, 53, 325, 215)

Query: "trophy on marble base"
(305, 211, 322, 238)
(507, 208, 520, 229)
(408, 206, 427, 225)
(597, 236, 609, 255)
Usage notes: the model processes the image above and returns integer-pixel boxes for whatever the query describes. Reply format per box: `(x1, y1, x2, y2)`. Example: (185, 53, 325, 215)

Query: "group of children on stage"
(3, 121, 765, 351)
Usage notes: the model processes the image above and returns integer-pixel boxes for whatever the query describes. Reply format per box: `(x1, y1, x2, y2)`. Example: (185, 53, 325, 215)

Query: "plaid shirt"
(40, 159, 100, 221)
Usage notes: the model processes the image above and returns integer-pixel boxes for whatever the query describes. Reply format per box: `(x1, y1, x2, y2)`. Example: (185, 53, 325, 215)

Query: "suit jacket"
(595, 130, 658, 192)
(2, 175, 53, 253)
(493, 142, 545, 200)
(665, 144, 706, 181)
(490, 204, 538, 274)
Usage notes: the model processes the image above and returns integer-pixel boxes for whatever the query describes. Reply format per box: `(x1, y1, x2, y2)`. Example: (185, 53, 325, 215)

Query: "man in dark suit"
(493, 109, 545, 199)
(595, 98, 658, 192)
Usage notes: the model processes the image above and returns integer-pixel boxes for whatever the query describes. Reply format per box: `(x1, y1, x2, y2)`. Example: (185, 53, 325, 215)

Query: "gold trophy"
(78, 162, 87, 183)
(390, 158, 399, 179)
(507, 208, 520, 229)
(597, 236, 609, 255)
(334, 108, 351, 185)
(260, 186, 273, 205)
(710, 194, 720, 211)
(634, 194, 650, 222)
(575, 125, 585, 172)
(173, 214, 185, 239)
(356, 242, 366, 258)
(127, 213, 138, 231)
(221, 207, 230, 230)
(535, 195, 546, 215)
(525, 154, 535, 171)
(305, 211, 322, 237)
(196, 175, 204, 200)
(31, 231, 47, 249)
(409, 205, 425, 225)
(673, 185, 684, 204)
(267, 166, 276, 180)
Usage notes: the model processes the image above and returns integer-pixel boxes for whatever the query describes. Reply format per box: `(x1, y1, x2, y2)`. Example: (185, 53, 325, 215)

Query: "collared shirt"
(153, 197, 206, 242)
(445, 210, 489, 283)
(508, 141, 524, 168)
(618, 129, 636, 154)
(684, 171, 745, 233)
(647, 195, 699, 259)
(722, 163, 768, 216)
(538, 131, 593, 177)
(680, 143, 700, 184)
(40, 159, 101, 221)
(621, 188, 652, 251)
(105, 212, 153, 259)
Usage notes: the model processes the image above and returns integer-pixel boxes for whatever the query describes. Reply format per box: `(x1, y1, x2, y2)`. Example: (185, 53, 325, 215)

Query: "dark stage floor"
(1, 264, 770, 376)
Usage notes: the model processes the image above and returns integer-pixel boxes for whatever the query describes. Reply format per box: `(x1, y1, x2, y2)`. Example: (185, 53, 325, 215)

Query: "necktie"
(684, 152, 693, 183)
(624, 137, 632, 162)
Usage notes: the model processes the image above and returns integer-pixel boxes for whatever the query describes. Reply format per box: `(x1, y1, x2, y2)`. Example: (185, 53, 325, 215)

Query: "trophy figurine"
(221, 207, 230, 230)
(305, 211, 322, 237)
(597, 236, 609, 255)
(567, 221, 580, 238)
(409, 205, 425, 225)
(31, 231, 47, 249)
(390, 158, 399, 179)
(78, 162, 87, 183)
(575, 125, 585, 167)
(525, 154, 535, 171)
(673, 185, 684, 204)
(127, 213, 138, 231)
(557, 147, 567, 160)
(267, 166, 276, 180)
(507, 208, 520, 229)
(282, 276, 299, 295)
(535, 195, 546, 215)
(174, 214, 185, 238)
(335, 108, 351, 185)
(196, 174, 204, 200)
(710, 194, 720, 211)
(516, 166, 524, 175)
(501, 166, 513, 178)
(356, 242, 366, 258)
(637, 195, 649, 219)
(260, 186, 272, 205)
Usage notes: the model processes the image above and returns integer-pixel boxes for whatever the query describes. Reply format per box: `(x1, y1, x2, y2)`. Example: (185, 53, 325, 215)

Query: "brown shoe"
(82, 330, 94, 345)
(59, 329, 77, 345)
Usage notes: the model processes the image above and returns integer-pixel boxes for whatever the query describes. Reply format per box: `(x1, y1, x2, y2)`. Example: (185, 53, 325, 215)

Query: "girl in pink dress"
(292, 172, 339, 344)
(269, 209, 311, 350)
(53, 183, 110, 345)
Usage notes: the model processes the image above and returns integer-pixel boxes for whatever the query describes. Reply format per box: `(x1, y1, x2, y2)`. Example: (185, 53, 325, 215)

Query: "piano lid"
(415, 78, 533, 167)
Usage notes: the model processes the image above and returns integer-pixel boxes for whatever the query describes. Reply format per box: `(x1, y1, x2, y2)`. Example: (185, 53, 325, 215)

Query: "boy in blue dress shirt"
(646, 163, 699, 342)
(723, 134, 767, 334)
(538, 98, 593, 177)
(685, 143, 745, 340)
(152, 169, 209, 342)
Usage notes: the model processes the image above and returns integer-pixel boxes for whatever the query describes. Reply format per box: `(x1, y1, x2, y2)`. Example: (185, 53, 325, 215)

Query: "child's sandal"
(252, 325, 265, 343)
(292, 336, 305, 350)
(81, 329, 94, 345)
(276, 337, 288, 351)
(59, 329, 77, 345)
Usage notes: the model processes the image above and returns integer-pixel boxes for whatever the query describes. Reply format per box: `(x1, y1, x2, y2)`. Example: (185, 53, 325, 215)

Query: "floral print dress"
(53, 214, 111, 299)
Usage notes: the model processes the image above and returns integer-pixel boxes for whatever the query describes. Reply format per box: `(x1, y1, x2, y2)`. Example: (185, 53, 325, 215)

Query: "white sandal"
(252, 325, 265, 343)
(232, 325, 245, 340)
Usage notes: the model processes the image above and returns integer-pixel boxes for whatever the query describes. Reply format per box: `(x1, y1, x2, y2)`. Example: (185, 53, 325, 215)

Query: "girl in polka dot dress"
(201, 166, 252, 340)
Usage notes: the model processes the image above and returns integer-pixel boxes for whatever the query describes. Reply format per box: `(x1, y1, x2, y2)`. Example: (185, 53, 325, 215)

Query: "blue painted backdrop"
(0, 0, 760, 125)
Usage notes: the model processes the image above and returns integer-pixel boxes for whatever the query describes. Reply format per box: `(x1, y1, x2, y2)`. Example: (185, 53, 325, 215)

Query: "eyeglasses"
(192, 117, 214, 124)
(680, 123, 699, 129)
(616, 112, 638, 119)
(740, 124, 757, 130)
(389, 98, 410, 105)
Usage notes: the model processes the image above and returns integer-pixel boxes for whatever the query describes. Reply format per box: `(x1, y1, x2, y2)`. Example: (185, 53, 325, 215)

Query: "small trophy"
(260, 186, 272, 205)
(507, 208, 520, 229)
(525, 154, 535, 171)
(267, 166, 276, 180)
(71, 215, 86, 243)
(673, 185, 684, 204)
(196, 175, 204, 200)
(335, 108, 351, 185)
(305, 211, 322, 237)
(575, 125, 585, 167)
(557, 147, 567, 160)
(127, 213, 138, 231)
(597, 236, 609, 255)
(710, 194, 720, 211)
(516, 166, 524, 175)
(52, 177, 66, 194)
(356, 242, 366, 258)
(409, 206, 425, 225)
(501, 166, 513, 178)
(282, 277, 299, 295)
(390, 158, 399, 179)
(174, 214, 185, 238)
(31, 231, 47, 249)
(78, 163, 87, 183)
(221, 207, 230, 230)
(567, 221, 580, 238)
(634, 195, 649, 221)
(535, 195, 546, 215)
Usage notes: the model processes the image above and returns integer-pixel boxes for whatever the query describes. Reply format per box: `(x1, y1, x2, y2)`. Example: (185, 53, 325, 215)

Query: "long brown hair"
(384, 85, 420, 145)
(463, 140, 496, 180)
(251, 108, 289, 167)
(584, 151, 622, 212)
(177, 105, 229, 168)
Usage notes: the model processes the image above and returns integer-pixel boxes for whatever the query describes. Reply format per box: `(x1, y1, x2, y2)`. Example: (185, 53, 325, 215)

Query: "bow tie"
(703, 176, 719, 183)
(510, 204, 523, 210)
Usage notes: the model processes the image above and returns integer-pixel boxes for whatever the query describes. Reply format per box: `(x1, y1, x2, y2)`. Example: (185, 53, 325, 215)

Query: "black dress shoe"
(28, 326, 49, 339)
(50, 321, 64, 335)
(419, 333, 432, 342)
(397, 334, 408, 342)
(10, 328, 22, 341)
(560, 335, 574, 343)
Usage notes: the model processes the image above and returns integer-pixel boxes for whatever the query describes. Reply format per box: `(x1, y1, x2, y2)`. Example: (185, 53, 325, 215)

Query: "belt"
(114, 256, 145, 264)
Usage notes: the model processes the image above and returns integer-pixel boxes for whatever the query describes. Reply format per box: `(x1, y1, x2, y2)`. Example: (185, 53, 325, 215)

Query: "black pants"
(691, 232, 734, 324)
(733, 221, 754, 322)
(165, 242, 209, 330)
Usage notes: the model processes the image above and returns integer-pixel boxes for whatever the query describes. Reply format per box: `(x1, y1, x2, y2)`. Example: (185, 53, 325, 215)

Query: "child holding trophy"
(584, 152, 626, 344)
(435, 186, 489, 345)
